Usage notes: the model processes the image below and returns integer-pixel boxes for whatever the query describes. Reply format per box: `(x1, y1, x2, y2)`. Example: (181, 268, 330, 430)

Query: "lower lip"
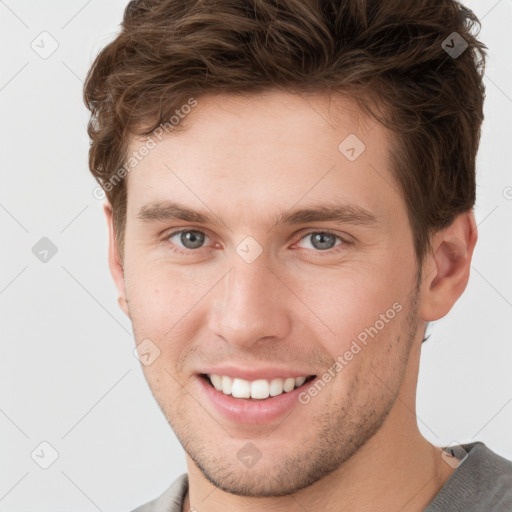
(197, 375, 316, 425)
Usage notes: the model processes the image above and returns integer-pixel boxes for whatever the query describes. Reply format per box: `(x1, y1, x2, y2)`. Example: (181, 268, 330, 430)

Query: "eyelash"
(164, 229, 352, 256)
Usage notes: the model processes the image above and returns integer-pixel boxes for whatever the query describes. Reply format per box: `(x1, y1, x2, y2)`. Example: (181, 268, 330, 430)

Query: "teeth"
(250, 379, 270, 399)
(221, 375, 232, 395)
(283, 377, 295, 392)
(210, 374, 223, 391)
(232, 378, 251, 398)
(206, 374, 311, 399)
(295, 376, 306, 387)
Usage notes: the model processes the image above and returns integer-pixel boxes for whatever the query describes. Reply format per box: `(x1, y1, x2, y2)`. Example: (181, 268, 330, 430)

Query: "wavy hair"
(84, 0, 487, 265)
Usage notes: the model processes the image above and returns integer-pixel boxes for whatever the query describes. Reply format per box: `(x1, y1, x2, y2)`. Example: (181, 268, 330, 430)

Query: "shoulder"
(427, 442, 512, 512)
(130, 473, 188, 512)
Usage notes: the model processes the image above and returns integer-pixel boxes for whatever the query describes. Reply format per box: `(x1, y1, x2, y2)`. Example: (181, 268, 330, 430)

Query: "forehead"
(124, 91, 402, 228)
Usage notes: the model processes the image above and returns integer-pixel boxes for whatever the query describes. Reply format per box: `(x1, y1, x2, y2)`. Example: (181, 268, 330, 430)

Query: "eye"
(166, 229, 210, 253)
(164, 228, 351, 256)
(296, 230, 349, 252)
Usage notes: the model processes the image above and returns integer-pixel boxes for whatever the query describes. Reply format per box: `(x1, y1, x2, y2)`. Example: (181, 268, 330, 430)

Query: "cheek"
(315, 300, 412, 416)
(295, 261, 408, 353)
(124, 259, 218, 372)
(124, 255, 191, 329)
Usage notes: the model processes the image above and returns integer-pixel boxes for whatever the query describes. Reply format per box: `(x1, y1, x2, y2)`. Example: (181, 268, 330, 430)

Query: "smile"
(203, 373, 316, 400)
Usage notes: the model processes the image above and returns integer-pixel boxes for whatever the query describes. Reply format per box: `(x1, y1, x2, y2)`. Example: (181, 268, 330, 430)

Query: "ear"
(419, 210, 478, 322)
(104, 203, 130, 318)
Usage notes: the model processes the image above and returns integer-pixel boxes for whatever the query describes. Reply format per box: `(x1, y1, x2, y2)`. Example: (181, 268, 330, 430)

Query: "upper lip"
(199, 366, 316, 381)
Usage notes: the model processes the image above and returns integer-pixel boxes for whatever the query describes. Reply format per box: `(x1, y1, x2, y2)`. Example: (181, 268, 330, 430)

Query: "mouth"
(199, 373, 317, 401)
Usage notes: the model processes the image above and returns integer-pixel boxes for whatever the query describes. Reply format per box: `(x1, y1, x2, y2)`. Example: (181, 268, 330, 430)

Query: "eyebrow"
(137, 200, 379, 229)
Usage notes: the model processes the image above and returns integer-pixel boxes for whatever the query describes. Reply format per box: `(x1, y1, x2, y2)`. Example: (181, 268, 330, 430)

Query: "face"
(116, 91, 425, 496)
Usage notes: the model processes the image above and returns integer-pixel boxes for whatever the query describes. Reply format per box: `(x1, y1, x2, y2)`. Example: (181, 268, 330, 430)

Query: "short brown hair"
(83, 0, 487, 266)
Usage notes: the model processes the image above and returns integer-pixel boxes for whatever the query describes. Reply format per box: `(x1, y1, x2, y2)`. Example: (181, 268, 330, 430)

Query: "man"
(83, 0, 512, 510)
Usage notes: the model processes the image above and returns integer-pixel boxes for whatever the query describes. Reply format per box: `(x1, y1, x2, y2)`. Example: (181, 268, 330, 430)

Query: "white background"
(0, 0, 511, 510)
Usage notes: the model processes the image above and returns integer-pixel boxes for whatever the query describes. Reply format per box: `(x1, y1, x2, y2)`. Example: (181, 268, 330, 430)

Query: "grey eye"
(169, 230, 206, 250)
(300, 232, 341, 251)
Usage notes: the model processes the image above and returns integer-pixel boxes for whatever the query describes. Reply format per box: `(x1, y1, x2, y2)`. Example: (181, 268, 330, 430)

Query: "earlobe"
(419, 211, 478, 322)
(104, 203, 130, 318)
(118, 295, 130, 316)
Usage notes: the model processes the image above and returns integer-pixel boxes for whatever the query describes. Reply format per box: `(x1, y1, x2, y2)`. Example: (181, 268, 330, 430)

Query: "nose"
(207, 254, 292, 349)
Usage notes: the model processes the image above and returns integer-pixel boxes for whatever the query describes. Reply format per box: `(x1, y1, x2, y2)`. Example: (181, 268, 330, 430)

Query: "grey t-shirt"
(131, 442, 512, 512)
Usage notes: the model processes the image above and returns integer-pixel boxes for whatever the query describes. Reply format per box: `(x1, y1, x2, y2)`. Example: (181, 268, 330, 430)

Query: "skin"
(105, 91, 477, 511)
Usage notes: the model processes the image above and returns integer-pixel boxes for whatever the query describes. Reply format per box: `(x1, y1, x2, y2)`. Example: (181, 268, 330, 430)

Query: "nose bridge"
(208, 250, 291, 347)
